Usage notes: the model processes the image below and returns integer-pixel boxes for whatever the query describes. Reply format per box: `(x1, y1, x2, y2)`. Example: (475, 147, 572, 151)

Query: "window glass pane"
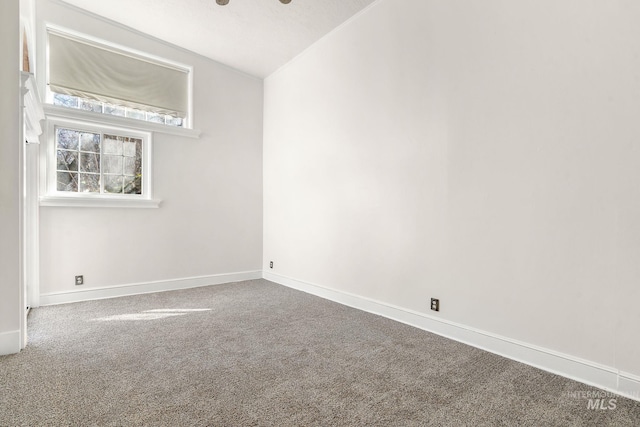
(56, 128, 79, 150)
(57, 150, 78, 172)
(104, 155, 123, 175)
(126, 109, 145, 121)
(123, 175, 142, 195)
(104, 175, 123, 194)
(80, 153, 100, 173)
(104, 104, 126, 117)
(123, 141, 135, 157)
(53, 93, 78, 108)
(166, 116, 183, 127)
(79, 174, 100, 193)
(146, 112, 165, 124)
(135, 139, 142, 158)
(103, 135, 123, 155)
(123, 157, 137, 176)
(79, 132, 100, 152)
(79, 98, 103, 113)
(57, 171, 78, 192)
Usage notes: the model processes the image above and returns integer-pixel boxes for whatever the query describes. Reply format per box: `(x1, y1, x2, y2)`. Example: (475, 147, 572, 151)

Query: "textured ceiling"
(59, 0, 378, 78)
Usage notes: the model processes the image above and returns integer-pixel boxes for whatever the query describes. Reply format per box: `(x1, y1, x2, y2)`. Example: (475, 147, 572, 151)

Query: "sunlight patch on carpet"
(92, 308, 212, 321)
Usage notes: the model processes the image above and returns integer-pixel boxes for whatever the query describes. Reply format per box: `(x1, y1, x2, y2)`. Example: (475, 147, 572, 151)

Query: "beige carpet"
(1, 279, 639, 426)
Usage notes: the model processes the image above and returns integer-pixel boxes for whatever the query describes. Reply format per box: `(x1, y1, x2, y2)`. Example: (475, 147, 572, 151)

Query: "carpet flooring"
(1, 279, 639, 426)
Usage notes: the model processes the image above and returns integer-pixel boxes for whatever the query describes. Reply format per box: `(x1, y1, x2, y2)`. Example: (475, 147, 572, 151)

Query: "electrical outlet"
(430, 298, 439, 312)
(75, 275, 84, 286)
(269, 261, 273, 269)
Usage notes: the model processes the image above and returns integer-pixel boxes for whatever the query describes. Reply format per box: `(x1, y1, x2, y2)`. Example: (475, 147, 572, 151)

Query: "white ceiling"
(59, 0, 378, 78)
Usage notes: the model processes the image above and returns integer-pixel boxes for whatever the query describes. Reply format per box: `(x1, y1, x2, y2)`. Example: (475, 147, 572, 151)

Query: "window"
(55, 127, 143, 195)
(46, 27, 192, 129)
(41, 118, 157, 208)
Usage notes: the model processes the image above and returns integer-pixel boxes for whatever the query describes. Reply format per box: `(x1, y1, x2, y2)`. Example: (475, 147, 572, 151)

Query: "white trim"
(40, 271, 263, 306)
(40, 195, 161, 208)
(263, 271, 640, 403)
(21, 72, 43, 309)
(43, 105, 201, 139)
(619, 372, 640, 402)
(18, 71, 29, 350)
(25, 143, 41, 306)
(0, 330, 21, 356)
(21, 72, 45, 143)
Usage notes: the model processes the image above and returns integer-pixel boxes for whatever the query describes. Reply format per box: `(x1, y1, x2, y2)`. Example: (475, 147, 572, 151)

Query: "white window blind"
(48, 31, 189, 119)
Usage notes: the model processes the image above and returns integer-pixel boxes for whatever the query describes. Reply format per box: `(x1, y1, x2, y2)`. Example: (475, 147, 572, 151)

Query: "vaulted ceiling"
(59, 0, 379, 78)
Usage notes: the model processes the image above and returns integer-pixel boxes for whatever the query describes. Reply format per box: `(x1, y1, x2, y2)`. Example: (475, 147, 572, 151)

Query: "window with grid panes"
(56, 127, 143, 195)
(43, 117, 154, 207)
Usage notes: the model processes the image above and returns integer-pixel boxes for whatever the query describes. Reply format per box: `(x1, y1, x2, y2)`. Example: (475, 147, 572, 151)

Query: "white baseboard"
(619, 372, 640, 402)
(0, 329, 21, 356)
(263, 271, 640, 403)
(40, 270, 263, 306)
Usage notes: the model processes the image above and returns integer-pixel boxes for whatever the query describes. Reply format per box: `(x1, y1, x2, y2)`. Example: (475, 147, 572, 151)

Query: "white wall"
(264, 0, 640, 381)
(37, 0, 263, 296)
(0, 0, 22, 355)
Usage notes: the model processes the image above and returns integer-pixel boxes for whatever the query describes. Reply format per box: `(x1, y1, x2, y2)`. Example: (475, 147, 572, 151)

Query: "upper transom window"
(46, 28, 191, 128)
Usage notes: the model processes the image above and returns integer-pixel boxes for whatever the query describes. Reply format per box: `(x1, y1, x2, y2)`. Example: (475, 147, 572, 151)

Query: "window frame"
(40, 115, 160, 208)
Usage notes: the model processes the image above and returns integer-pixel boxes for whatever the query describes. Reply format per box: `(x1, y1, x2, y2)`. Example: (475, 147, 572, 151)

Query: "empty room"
(1, 0, 639, 425)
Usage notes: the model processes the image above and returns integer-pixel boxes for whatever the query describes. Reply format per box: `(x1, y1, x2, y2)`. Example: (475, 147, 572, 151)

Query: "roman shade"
(48, 31, 189, 118)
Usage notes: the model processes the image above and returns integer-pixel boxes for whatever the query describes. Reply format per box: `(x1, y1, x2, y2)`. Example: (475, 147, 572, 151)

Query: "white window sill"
(40, 195, 161, 209)
(43, 104, 201, 139)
